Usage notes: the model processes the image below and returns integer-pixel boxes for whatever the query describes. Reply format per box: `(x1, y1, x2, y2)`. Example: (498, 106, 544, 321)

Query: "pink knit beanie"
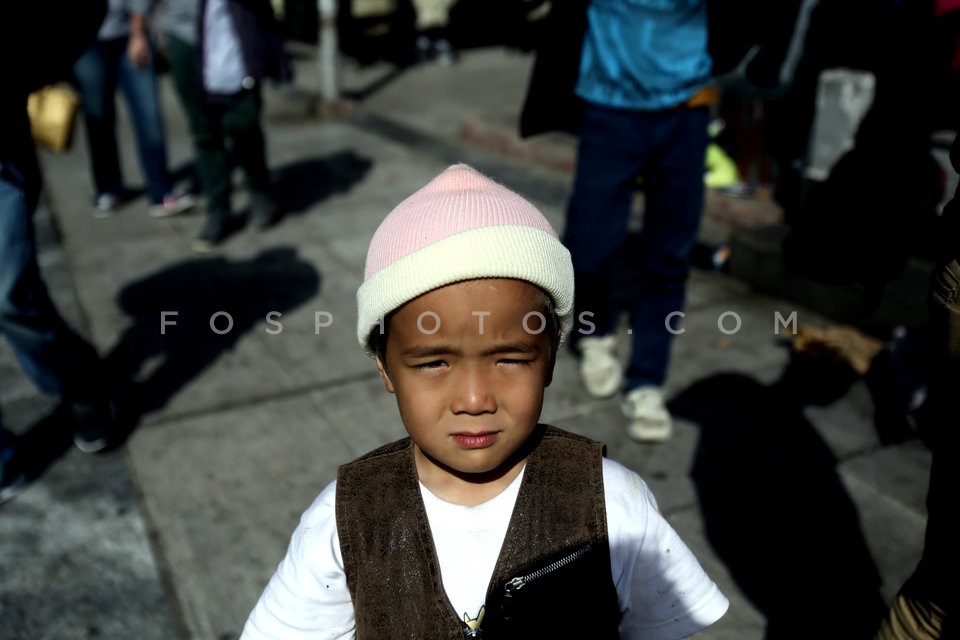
(357, 163, 574, 353)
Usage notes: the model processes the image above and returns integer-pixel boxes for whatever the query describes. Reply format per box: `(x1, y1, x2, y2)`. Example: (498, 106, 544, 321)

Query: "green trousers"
(164, 34, 272, 219)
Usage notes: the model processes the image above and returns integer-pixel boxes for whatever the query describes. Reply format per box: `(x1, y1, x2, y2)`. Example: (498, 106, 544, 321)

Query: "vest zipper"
(498, 543, 592, 628)
(503, 543, 591, 598)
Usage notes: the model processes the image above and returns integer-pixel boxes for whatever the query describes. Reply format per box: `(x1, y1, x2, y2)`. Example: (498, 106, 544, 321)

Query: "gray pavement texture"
(0, 45, 941, 639)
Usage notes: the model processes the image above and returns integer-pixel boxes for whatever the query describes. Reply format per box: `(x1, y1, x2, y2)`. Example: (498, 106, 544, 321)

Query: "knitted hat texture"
(357, 163, 574, 353)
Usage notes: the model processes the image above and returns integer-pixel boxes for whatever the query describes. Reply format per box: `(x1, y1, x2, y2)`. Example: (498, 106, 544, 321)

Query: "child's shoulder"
(600, 457, 660, 539)
(335, 437, 416, 508)
(299, 479, 338, 533)
(527, 424, 613, 461)
(536, 428, 652, 500)
(539, 424, 604, 447)
(600, 457, 655, 502)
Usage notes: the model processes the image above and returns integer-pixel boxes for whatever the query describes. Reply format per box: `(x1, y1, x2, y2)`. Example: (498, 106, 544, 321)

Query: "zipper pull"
(462, 607, 485, 638)
(501, 577, 523, 624)
(504, 576, 525, 598)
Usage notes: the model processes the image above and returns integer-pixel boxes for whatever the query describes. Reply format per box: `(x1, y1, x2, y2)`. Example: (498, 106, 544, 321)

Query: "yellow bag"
(27, 84, 81, 153)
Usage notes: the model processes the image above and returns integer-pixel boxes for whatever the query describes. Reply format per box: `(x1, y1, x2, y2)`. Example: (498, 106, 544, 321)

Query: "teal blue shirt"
(575, 0, 713, 111)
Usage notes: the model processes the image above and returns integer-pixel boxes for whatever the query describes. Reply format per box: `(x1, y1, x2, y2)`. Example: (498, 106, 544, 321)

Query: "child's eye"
(499, 358, 532, 367)
(413, 360, 446, 370)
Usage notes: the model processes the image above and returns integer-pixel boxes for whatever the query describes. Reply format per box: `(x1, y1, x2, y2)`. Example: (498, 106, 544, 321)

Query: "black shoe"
(192, 213, 232, 253)
(431, 38, 456, 65)
(249, 191, 280, 229)
(70, 398, 117, 454)
(0, 470, 27, 504)
(0, 438, 27, 504)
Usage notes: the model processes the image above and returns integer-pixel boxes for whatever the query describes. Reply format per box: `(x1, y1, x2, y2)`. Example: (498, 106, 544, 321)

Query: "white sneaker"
(93, 192, 122, 218)
(578, 335, 622, 398)
(623, 386, 673, 443)
(149, 192, 196, 218)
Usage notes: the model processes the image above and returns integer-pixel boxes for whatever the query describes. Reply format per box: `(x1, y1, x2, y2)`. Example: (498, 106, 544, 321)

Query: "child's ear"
(544, 365, 555, 388)
(544, 355, 556, 388)
(375, 355, 396, 393)
(543, 329, 561, 388)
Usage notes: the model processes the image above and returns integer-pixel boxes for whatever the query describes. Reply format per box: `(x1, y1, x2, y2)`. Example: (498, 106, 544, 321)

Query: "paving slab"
(0, 445, 176, 640)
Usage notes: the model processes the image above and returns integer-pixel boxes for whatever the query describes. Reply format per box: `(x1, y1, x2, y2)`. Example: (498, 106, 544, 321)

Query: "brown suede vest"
(336, 425, 621, 639)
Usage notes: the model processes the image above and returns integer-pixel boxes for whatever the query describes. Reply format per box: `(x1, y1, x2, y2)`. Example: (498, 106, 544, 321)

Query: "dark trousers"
(564, 102, 709, 390)
(0, 159, 103, 403)
(164, 34, 272, 218)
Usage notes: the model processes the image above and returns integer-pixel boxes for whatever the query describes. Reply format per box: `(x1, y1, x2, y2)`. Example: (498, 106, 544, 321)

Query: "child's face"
(375, 278, 556, 486)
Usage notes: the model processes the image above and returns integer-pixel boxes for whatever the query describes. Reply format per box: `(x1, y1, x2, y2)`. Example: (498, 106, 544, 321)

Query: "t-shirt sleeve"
(240, 480, 355, 639)
(603, 459, 729, 640)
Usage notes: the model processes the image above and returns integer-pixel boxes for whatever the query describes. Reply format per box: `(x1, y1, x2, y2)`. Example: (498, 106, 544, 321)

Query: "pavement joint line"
(833, 438, 925, 466)
(131, 371, 382, 430)
(122, 449, 195, 640)
(838, 465, 930, 519)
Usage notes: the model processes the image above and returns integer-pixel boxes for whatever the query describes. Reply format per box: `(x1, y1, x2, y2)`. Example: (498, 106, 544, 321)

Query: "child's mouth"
(451, 431, 499, 449)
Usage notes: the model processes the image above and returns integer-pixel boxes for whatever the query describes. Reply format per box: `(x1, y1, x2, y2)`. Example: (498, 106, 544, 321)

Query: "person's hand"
(127, 30, 151, 68)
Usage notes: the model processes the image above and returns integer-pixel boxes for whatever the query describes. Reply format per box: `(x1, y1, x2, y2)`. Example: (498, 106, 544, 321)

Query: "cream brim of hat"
(357, 224, 574, 354)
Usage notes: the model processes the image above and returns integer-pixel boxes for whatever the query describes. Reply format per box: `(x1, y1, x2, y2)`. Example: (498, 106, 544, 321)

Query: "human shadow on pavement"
(102, 247, 320, 442)
(1, 404, 74, 488)
(270, 150, 372, 222)
(670, 351, 889, 639)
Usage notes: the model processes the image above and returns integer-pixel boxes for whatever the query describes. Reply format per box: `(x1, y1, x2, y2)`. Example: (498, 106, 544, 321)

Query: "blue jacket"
(575, 0, 712, 111)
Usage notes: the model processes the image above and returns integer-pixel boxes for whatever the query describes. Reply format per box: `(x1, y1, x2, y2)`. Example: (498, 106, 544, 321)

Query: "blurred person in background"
(160, 0, 291, 252)
(560, 0, 716, 443)
(73, 0, 196, 217)
(874, 127, 959, 640)
(875, 5, 959, 634)
(1, 0, 118, 504)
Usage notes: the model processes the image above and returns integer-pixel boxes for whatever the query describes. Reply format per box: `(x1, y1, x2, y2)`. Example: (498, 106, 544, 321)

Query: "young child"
(240, 164, 729, 638)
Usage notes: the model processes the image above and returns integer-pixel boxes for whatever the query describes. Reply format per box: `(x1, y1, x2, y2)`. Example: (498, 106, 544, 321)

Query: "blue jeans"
(73, 37, 174, 204)
(0, 161, 102, 402)
(565, 102, 709, 390)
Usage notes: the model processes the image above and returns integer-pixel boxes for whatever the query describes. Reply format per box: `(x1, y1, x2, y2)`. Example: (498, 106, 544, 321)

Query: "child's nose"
(451, 367, 496, 415)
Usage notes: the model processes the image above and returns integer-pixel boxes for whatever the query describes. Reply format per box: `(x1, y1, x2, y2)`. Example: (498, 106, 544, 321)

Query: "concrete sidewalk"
(0, 45, 935, 639)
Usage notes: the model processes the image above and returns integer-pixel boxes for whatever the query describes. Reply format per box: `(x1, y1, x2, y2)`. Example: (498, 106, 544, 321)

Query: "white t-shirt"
(241, 458, 729, 639)
(203, 0, 247, 95)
